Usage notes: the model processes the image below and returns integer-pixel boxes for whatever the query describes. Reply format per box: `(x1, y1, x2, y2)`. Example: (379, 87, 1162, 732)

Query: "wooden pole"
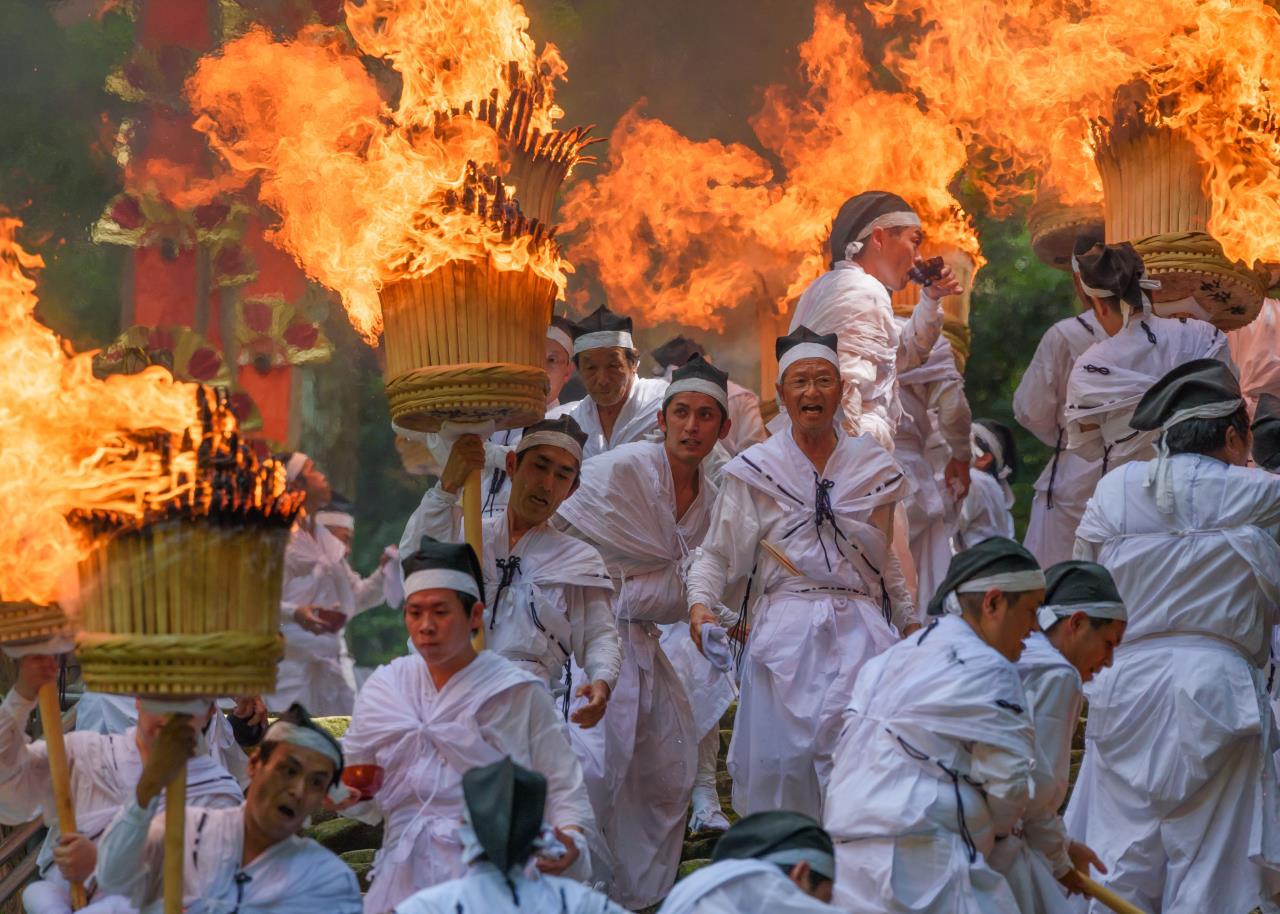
(463, 467, 485, 651)
(163, 766, 186, 914)
(37, 683, 86, 910)
(1077, 872, 1148, 914)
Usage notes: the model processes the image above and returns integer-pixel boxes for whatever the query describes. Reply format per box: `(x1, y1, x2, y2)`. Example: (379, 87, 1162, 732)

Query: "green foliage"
(0, 3, 134, 347)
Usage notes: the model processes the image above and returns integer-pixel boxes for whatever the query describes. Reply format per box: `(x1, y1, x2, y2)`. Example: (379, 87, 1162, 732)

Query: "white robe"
(686, 429, 912, 818)
(894, 325, 971, 604)
(342, 650, 597, 912)
(790, 261, 943, 449)
(268, 520, 387, 715)
(1228, 296, 1280, 415)
(955, 470, 1015, 552)
(725, 380, 767, 456)
(556, 440, 708, 908)
(1067, 456, 1280, 914)
(987, 633, 1080, 914)
(569, 376, 669, 460)
(400, 486, 621, 693)
(0, 690, 243, 914)
(393, 862, 628, 914)
(657, 858, 845, 914)
(1014, 312, 1106, 567)
(1063, 316, 1232, 471)
(95, 799, 360, 914)
(824, 614, 1034, 914)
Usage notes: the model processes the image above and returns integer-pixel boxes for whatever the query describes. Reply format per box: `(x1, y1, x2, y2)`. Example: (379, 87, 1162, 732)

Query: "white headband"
(844, 211, 922, 258)
(516, 430, 584, 462)
(955, 569, 1047, 594)
(761, 848, 836, 882)
(284, 452, 309, 483)
(403, 568, 482, 601)
(1037, 600, 1127, 630)
(971, 424, 1010, 479)
(572, 330, 635, 354)
(315, 511, 354, 531)
(264, 720, 342, 770)
(778, 343, 839, 380)
(547, 324, 573, 355)
(139, 697, 216, 716)
(665, 378, 728, 409)
(1070, 253, 1161, 328)
(1145, 397, 1244, 514)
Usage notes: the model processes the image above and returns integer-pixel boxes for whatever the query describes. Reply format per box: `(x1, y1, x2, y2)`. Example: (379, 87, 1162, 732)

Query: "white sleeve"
(567, 586, 623, 690)
(686, 477, 762, 614)
(93, 796, 164, 905)
(1022, 669, 1081, 876)
(1014, 328, 1070, 448)
(400, 484, 463, 554)
(0, 689, 49, 825)
(801, 283, 890, 439)
(729, 394, 768, 453)
(970, 743, 1032, 837)
(346, 562, 388, 615)
(935, 376, 973, 463)
(896, 294, 944, 371)
(882, 543, 918, 631)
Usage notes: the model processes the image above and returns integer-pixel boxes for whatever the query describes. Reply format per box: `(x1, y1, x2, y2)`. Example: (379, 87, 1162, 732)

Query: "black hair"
(1164, 405, 1250, 457)
(1043, 614, 1120, 634)
(973, 419, 1019, 481)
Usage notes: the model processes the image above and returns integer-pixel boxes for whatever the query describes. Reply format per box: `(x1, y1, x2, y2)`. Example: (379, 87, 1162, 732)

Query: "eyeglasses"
(784, 375, 839, 392)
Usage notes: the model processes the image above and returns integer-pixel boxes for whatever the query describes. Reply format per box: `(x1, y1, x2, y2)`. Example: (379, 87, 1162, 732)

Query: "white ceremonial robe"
(400, 487, 621, 694)
(1015, 312, 1106, 567)
(1066, 456, 1280, 914)
(790, 261, 943, 449)
(954, 470, 1015, 552)
(825, 614, 1035, 914)
(1229, 296, 1280, 415)
(342, 650, 597, 912)
(686, 429, 913, 819)
(725, 380, 767, 455)
(1063, 316, 1232, 472)
(569, 377, 669, 460)
(556, 441, 708, 908)
(987, 633, 1080, 914)
(894, 323, 971, 605)
(0, 690, 243, 914)
(657, 859, 845, 914)
(394, 862, 629, 914)
(268, 520, 387, 715)
(95, 799, 360, 914)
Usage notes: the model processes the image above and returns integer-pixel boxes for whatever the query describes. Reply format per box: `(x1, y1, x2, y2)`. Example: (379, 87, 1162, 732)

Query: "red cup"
(341, 764, 385, 799)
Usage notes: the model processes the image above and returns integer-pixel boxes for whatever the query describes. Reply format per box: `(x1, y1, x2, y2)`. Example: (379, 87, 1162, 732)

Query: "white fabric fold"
(1146, 397, 1244, 514)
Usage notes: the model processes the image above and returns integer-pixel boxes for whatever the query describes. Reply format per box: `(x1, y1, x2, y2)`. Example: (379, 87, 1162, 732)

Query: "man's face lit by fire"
(876, 224, 927, 292)
(778, 359, 843, 433)
(576, 347, 636, 408)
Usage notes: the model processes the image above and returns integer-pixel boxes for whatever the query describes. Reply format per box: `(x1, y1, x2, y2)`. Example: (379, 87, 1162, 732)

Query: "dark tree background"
(1, 1, 1075, 669)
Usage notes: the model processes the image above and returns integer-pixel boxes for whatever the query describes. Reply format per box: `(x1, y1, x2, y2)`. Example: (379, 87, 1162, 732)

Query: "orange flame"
(563, 0, 979, 330)
(870, 0, 1280, 266)
(186, 1, 576, 344)
(0, 217, 198, 607)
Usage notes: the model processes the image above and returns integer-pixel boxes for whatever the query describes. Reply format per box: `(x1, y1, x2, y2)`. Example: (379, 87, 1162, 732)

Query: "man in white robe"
(894, 325, 972, 604)
(95, 704, 361, 914)
(825, 536, 1044, 914)
(1066, 359, 1280, 914)
(394, 758, 627, 914)
(555, 355, 733, 908)
(399, 415, 621, 722)
(0, 653, 243, 914)
(650, 335, 766, 455)
(1229, 296, 1280, 416)
(342, 539, 598, 912)
(988, 561, 1123, 914)
(568, 304, 668, 459)
(789, 190, 965, 453)
(1063, 242, 1233, 475)
(1015, 231, 1108, 568)
(955, 419, 1017, 551)
(688, 327, 915, 820)
(658, 812, 844, 914)
(268, 452, 389, 715)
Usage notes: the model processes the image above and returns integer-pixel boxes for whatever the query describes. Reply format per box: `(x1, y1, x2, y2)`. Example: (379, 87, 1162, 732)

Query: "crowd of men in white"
(4, 189, 1280, 914)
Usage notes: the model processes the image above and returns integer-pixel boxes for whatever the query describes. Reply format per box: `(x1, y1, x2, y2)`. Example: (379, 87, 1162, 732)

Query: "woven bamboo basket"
(74, 520, 288, 696)
(0, 600, 70, 645)
(1094, 98, 1267, 328)
(1027, 192, 1104, 272)
(890, 248, 976, 372)
(381, 257, 554, 433)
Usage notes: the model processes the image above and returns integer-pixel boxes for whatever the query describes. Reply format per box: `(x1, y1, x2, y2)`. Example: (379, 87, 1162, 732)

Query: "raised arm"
(896, 293, 945, 372)
(399, 435, 485, 552)
(0, 655, 56, 825)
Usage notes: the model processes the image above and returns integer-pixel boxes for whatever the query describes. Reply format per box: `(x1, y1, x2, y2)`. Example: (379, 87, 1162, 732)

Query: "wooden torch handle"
(37, 683, 86, 910)
(1076, 872, 1149, 914)
(463, 466, 485, 651)
(163, 764, 186, 914)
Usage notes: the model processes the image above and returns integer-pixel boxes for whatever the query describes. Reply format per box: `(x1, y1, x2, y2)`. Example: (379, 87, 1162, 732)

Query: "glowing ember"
(187, 0, 587, 343)
(563, 0, 980, 330)
(0, 218, 294, 608)
(870, 0, 1280, 267)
